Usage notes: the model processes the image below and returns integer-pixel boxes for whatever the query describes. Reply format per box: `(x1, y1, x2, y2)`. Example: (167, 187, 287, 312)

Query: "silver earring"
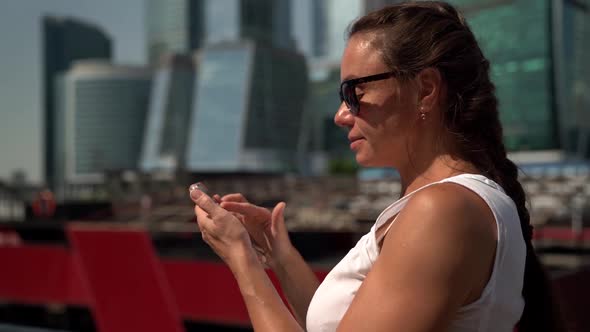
(419, 107, 427, 120)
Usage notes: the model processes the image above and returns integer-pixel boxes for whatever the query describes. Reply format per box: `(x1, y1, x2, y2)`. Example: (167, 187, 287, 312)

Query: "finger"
(220, 201, 266, 218)
(190, 189, 223, 216)
(222, 202, 269, 245)
(213, 194, 222, 204)
(232, 212, 245, 223)
(194, 205, 214, 229)
(220, 193, 248, 203)
(271, 202, 287, 236)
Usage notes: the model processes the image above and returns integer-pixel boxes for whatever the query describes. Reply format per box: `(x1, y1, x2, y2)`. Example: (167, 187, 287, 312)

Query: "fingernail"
(189, 182, 208, 193)
(190, 189, 203, 201)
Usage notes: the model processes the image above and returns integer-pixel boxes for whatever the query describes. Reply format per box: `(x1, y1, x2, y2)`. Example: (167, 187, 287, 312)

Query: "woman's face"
(335, 33, 420, 168)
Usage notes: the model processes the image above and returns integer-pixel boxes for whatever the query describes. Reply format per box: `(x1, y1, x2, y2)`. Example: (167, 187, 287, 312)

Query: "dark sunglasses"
(339, 71, 398, 115)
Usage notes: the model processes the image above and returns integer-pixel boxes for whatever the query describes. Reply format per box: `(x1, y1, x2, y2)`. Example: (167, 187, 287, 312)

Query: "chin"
(355, 153, 391, 168)
(355, 154, 377, 167)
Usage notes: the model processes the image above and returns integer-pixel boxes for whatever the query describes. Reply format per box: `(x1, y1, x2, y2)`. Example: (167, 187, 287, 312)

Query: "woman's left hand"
(190, 188, 255, 267)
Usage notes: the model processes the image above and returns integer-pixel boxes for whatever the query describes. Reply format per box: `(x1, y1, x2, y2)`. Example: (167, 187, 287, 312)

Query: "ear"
(416, 67, 443, 115)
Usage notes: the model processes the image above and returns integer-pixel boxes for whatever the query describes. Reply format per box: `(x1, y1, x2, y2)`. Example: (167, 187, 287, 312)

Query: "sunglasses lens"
(341, 82, 359, 115)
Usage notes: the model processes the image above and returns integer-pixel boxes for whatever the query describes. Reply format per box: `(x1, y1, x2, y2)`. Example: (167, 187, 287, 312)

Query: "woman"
(190, 2, 561, 331)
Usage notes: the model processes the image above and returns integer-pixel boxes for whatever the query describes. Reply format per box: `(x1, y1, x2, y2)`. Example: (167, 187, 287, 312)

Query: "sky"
(0, 0, 145, 184)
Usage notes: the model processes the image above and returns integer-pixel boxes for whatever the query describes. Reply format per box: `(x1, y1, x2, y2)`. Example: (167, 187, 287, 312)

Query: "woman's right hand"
(216, 193, 293, 270)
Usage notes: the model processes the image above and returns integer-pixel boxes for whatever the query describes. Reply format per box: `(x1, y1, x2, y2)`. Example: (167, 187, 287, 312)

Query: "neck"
(397, 153, 480, 197)
(391, 114, 480, 197)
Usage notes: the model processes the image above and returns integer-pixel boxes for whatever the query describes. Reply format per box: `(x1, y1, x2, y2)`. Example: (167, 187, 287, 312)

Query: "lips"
(348, 135, 363, 143)
(348, 136, 364, 150)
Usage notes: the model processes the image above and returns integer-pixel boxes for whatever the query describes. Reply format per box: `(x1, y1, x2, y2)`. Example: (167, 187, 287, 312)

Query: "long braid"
(439, 8, 564, 332)
(461, 80, 561, 330)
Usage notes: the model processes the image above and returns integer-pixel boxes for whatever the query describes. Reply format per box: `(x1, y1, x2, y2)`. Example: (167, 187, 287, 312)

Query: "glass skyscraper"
(54, 61, 151, 199)
(146, 0, 204, 64)
(140, 54, 195, 173)
(43, 16, 112, 190)
(324, 0, 364, 60)
(142, 0, 301, 175)
(292, 0, 363, 61)
(185, 41, 307, 172)
(555, 0, 590, 158)
(273, 0, 295, 49)
(308, 63, 349, 155)
(203, 0, 275, 46)
(448, 0, 590, 155)
(146, 0, 293, 64)
(144, 0, 308, 174)
(300, 60, 357, 175)
(448, 0, 556, 151)
(291, 0, 326, 58)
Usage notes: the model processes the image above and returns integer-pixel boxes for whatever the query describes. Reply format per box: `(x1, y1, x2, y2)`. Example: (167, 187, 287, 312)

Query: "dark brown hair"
(349, 1, 562, 331)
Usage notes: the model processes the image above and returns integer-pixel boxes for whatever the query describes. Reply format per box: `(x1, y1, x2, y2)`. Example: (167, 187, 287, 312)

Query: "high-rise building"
(300, 59, 355, 175)
(146, 0, 205, 65)
(140, 54, 195, 173)
(185, 41, 308, 172)
(272, 0, 296, 49)
(447, 0, 556, 151)
(447, 0, 590, 154)
(43, 16, 112, 190)
(291, 0, 328, 58)
(54, 61, 151, 200)
(291, 0, 363, 60)
(554, 0, 590, 158)
(203, 0, 274, 46)
(147, 0, 294, 65)
(324, 0, 364, 60)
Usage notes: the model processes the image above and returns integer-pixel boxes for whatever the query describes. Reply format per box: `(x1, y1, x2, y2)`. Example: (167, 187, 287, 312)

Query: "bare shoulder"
(393, 182, 497, 242)
(381, 183, 497, 304)
(381, 181, 498, 302)
(337, 182, 499, 330)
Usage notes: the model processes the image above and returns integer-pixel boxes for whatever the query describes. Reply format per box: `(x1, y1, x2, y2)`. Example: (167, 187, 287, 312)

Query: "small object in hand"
(189, 182, 222, 204)
(189, 182, 209, 194)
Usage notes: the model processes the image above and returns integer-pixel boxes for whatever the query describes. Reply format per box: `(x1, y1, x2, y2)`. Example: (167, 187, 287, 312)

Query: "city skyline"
(0, 0, 145, 184)
(0, 0, 359, 185)
(1, 0, 588, 186)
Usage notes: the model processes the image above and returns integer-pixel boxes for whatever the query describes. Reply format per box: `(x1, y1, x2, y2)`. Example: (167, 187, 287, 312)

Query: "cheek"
(374, 113, 414, 153)
(380, 110, 410, 137)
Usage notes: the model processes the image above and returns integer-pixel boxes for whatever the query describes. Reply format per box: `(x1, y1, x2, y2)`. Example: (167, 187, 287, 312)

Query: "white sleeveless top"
(306, 174, 526, 332)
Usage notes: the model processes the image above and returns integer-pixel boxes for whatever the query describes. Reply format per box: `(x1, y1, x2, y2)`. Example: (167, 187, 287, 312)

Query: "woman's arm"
(219, 195, 320, 327)
(271, 243, 320, 326)
(336, 183, 497, 331)
(230, 243, 305, 332)
(191, 189, 304, 332)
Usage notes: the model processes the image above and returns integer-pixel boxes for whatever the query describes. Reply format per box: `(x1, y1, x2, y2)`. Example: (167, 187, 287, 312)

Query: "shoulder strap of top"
(375, 174, 503, 242)
(442, 173, 505, 194)
(374, 180, 440, 231)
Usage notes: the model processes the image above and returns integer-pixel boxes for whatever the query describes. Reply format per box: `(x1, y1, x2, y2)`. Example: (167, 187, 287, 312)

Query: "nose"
(334, 102, 354, 128)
